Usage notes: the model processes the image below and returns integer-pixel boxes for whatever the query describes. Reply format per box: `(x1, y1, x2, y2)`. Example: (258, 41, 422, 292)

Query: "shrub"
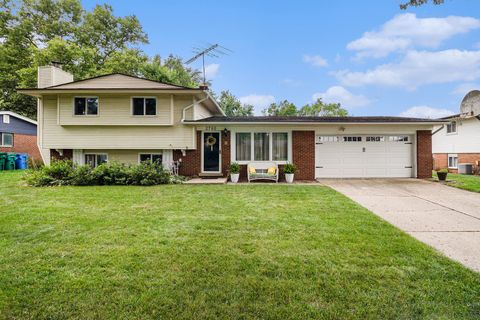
(436, 168, 448, 173)
(24, 160, 180, 187)
(92, 161, 129, 185)
(128, 162, 171, 186)
(69, 165, 96, 186)
(23, 160, 74, 186)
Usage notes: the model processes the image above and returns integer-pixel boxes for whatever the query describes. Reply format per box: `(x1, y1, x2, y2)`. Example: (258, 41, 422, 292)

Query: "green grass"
(433, 171, 480, 193)
(1, 171, 479, 319)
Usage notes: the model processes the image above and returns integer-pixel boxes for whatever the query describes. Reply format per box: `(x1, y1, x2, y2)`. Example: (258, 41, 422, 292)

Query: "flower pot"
(230, 173, 239, 183)
(437, 171, 448, 181)
(285, 173, 294, 183)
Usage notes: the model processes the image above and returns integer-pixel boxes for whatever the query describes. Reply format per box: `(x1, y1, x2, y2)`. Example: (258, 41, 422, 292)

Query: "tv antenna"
(185, 43, 232, 85)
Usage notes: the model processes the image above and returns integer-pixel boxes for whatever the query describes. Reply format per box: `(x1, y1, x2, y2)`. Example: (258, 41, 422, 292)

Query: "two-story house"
(432, 90, 480, 172)
(18, 64, 444, 180)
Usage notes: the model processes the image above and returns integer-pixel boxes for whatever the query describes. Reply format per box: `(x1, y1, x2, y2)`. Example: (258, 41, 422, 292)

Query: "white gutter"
(181, 96, 209, 122)
(184, 121, 448, 125)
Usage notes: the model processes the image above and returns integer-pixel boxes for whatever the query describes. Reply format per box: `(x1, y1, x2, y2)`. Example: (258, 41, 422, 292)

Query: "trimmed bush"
(24, 160, 181, 187)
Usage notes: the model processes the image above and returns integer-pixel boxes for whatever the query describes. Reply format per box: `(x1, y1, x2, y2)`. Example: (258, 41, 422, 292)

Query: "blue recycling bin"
(15, 153, 28, 170)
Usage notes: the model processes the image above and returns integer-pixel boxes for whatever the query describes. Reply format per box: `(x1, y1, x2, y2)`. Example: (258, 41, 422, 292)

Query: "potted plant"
(436, 168, 448, 181)
(229, 162, 240, 183)
(283, 163, 297, 183)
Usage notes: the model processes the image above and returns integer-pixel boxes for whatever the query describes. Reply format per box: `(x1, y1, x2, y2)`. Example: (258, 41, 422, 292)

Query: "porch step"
(185, 177, 228, 184)
(198, 173, 224, 178)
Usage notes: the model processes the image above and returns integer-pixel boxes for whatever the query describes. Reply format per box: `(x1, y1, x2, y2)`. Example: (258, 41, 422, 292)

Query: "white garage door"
(315, 135, 413, 178)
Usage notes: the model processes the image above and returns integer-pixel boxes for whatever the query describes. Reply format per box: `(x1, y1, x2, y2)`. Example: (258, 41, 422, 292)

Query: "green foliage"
(24, 159, 179, 186)
(141, 55, 202, 88)
(400, 0, 444, 9)
(217, 90, 254, 116)
(229, 162, 240, 174)
(283, 163, 297, 174)
(0, 0, 202, 119)
(436, 168, 449, 173)
(263, 100, 298, 116)
(92, 161, 130, 185)
(299, 98, 349, 117)
(263, 99, 348, 117)
(128, 161, 171, 186)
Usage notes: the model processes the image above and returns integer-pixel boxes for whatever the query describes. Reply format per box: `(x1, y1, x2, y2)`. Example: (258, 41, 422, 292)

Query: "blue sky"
(82, 0, 480, 117)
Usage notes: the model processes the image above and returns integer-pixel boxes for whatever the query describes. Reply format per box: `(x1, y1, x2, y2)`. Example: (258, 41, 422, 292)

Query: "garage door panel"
(315, 135, 413, 178)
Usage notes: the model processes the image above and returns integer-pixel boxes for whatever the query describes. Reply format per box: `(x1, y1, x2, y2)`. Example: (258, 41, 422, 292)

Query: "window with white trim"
(132, 97, 156, 116)
(0, 132, 13, 147)
(74, 97, 98, 115)
(448, 154, 458, 169)
(139, 153, 162, 164)
(235, 132, 289, 162)
(84, 154, 108, 167)
(446, 121, 457, 134)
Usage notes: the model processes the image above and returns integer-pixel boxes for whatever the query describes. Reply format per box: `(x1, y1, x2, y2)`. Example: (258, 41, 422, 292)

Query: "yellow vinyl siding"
(58, 94, 172, 125)
(41, 95, 196, 149)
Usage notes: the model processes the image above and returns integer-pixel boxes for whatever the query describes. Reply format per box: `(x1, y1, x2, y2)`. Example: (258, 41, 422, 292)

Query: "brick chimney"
(37, 62, 74, 88)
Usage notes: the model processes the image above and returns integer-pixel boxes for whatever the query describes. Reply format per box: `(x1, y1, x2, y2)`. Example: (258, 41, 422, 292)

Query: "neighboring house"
(0, 111, 42, 163)
(18, 64, 444, 180)
(432, 90, 480, 172)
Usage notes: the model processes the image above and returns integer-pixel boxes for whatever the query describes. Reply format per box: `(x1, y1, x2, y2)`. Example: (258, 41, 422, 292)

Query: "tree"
(400, 0, 444, 9)
(217, 90, 254, 116)
(299, 98, 348, 117)
(262, 100, 297, 116)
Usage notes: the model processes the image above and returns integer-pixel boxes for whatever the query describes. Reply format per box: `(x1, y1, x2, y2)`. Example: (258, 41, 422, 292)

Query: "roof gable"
(0, 111, 37, 125)
(46, 73, 191, 90)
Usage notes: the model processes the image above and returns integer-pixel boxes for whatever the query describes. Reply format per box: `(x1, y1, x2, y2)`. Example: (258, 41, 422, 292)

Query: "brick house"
(0, 111, 42, 163)
(18, 64, 444, 180)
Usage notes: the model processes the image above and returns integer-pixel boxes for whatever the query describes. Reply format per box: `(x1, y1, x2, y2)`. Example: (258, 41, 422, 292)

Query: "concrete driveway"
(320, 179, 480, 272)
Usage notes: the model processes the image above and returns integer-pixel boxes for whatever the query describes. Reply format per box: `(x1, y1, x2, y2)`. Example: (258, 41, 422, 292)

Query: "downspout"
(181, 96, 209, 122)
(431, 124, 444, 135)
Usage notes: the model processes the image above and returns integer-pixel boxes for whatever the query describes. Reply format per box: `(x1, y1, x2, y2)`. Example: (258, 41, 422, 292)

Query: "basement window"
(84, 154, 108, 168)
(139, 153, 162, 164)
(448, 154, 458, 169)
(0, 132, 13, 147)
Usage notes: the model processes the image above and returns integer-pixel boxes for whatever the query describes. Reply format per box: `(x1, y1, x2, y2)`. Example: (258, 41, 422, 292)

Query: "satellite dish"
(460, 90, 480, 117)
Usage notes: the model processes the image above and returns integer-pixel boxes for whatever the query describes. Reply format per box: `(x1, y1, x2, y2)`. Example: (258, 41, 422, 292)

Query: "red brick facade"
(416, 130, 433, 179)
(292, 130, 315, 180)
(0, 133, 42, 163)
(433, 153, 480, 173)
(173, 130, 231, 177)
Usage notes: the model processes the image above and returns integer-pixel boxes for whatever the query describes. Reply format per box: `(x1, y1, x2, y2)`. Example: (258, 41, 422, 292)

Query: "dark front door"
(203, 132, 221, 172)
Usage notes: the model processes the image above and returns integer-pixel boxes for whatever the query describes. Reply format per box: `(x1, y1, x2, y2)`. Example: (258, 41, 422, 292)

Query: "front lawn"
(1, 171, 479, 319)
(433, 171, 480, 193)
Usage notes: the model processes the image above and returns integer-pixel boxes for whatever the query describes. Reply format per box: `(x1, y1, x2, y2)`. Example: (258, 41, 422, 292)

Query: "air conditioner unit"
(458, 163, 473, 175)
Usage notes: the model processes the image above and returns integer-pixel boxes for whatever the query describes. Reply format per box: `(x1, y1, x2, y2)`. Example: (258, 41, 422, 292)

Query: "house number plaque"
(205, 126, 217, 131)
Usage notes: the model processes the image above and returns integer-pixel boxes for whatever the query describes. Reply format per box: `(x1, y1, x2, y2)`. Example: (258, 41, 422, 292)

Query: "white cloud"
(451, 82, 480, 95)
(335, 49, 480, 89)
(239, 94, 276, 115)
(312, 86, 371, 108)
(399, 105, 455, 119)
(347, 13, 480, 58)
(303, 55, 328, 67)
(204, 63, 220, 78)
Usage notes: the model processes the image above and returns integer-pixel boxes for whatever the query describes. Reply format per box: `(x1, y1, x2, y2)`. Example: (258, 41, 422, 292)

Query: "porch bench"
(247, 162, 279, 182)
